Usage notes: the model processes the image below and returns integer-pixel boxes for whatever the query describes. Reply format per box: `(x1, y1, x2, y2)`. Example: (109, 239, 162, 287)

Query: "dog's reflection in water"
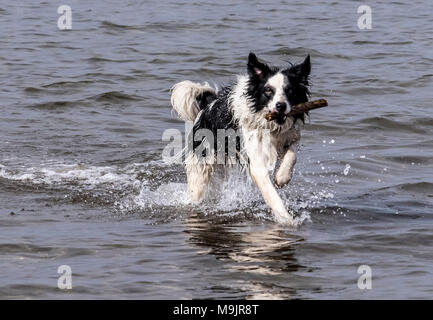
(183, 213, 310, 299)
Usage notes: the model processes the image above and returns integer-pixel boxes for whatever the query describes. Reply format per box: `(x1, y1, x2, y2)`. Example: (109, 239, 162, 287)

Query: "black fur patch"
(196, 91, 217, 111)
(282, 55, 311, 123)
(191, 87, 241, 161)
(246, 53, 279, 113)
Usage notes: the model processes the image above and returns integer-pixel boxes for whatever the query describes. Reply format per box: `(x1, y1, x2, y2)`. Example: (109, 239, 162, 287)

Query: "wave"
(357, 117, 427, 134)
(100, 21, 203, 32)
(28, 100, 78, 109)
(90, 91, 142, 102)
(100, 21, 144, 30)
(265, 47, 352, 60)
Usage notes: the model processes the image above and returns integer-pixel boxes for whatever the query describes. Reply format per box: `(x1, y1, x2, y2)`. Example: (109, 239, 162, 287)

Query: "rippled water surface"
(1, 0, 432, 299)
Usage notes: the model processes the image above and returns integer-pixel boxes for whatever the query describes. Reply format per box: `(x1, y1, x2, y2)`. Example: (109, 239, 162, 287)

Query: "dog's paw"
(274, 171, 293, 188)
(273, 210, 295, 225)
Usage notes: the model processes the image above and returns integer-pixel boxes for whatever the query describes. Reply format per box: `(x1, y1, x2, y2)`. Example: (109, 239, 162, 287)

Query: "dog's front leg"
(249, 160, 294, 224)
(275, 144, 297, 188)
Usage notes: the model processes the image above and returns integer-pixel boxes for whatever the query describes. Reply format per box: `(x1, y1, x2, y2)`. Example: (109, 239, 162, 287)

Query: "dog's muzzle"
(276, 102, 287, 113)
(269, 102, 289, 125)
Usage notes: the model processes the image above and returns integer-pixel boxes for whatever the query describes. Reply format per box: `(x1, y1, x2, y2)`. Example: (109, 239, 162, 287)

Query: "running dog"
(170, 53, 311, 224)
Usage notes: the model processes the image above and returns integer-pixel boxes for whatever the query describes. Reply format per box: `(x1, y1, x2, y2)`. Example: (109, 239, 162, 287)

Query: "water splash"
(0, 163, 135, 187)
(0, 158, 338, 225)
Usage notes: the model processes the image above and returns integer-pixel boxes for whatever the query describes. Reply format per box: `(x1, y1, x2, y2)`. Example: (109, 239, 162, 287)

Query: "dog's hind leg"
(185, 155, 212, 202)
(275, 144, 297, 188)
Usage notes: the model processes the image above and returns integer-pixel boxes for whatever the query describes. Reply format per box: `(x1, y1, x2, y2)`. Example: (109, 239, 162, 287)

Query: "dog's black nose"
(276, 102, 287, 112)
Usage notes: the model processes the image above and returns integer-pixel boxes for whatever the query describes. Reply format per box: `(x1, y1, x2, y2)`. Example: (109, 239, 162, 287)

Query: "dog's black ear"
(247, 52, 270, 80)
(290, 55, 311, 84)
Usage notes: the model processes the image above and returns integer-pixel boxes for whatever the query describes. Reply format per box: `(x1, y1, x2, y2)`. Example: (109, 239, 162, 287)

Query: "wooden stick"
(265, 99, 328, 121)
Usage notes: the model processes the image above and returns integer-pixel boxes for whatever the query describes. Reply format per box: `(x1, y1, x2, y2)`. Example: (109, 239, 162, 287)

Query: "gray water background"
(0, 0, 432, 299)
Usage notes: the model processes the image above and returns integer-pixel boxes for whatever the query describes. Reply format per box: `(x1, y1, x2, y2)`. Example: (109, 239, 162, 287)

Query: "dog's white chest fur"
(230, 75, 300, 171)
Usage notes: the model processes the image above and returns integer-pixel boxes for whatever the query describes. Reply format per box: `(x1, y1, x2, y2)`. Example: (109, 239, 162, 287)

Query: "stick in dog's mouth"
(264, 99, 328, 122)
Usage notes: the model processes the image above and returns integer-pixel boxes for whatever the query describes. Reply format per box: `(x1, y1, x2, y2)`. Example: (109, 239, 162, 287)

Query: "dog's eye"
(264, 87, 273, 97)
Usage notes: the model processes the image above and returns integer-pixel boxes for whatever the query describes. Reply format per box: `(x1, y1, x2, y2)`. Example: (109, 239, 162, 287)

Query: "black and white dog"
(170, 53, 311, 224)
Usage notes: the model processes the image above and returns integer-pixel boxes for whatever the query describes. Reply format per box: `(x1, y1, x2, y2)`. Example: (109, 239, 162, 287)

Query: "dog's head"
(246, 52, 311, 125)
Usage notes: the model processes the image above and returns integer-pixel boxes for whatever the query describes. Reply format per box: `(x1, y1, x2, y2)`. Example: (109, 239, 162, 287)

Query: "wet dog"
(170, 53, 311, 224)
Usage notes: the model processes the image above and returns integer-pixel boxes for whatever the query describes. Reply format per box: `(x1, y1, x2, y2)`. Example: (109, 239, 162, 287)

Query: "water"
(1, 0, 432, 299)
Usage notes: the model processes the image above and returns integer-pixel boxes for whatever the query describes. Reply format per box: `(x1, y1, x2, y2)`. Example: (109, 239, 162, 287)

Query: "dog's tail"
(170, 81, 217, 122)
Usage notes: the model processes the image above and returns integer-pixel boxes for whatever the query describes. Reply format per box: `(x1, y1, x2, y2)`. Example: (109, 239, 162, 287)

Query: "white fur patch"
(170, 80, 216, 122)
(228, 74, 301, 171)
(265, 73, 289, 112)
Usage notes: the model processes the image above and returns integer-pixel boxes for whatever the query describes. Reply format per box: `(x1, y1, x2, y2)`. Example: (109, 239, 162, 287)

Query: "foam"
(0, 163, 134, 187)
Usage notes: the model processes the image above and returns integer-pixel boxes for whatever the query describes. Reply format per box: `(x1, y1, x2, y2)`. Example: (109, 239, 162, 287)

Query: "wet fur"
(171, 53, 311, 224)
